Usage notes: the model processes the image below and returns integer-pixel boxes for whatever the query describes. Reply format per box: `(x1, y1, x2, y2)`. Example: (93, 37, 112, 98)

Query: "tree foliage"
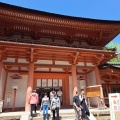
(106, 42, 120, 62)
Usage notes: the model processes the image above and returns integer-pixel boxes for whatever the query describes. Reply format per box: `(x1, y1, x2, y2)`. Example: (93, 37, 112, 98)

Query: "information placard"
(109, 93, 120, 120)
(86, 85, 101, 98)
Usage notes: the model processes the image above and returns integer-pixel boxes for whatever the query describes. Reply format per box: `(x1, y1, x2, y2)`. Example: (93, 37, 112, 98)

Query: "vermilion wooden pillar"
(65, 76, 70, 106)
(85, 73, 88, 87)
(13, 89, 16, 111)
(2, 70, 8, 107)
(72, 64, 78, 96)
(0, 61, 3, 82)
(95, 66, 104, 106)
(25, 62, 34, 111)
(62, 78, 66, 106)
(95, 66, 102, 85)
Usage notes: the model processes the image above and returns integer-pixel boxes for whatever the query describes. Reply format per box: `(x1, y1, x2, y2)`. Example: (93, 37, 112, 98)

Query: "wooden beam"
(73, 52, 79, 64)
(49, 68, 51, 72)
(3, 62, 95, 69)
(101, 78, 120, 82)
(30, 48, 34, 62)
(84, 60, 88, 87)
(99, 32, 102, 39)
(86, 69, 94, 74)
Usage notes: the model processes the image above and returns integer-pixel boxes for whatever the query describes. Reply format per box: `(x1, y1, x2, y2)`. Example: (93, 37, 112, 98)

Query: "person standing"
(79, 89, 90, 120)
(51, 93, 60, 120)
(39, 91, 44, 107)
(57, 88, 63, 105)
(73, 91, 81, 120)
(28, 90, 39, 117)
(50, 89, 56, 104)
(40, 93, 50, 120)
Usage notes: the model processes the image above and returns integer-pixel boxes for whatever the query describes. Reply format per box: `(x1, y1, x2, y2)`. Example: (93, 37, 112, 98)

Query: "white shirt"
(50, 91, 56, 99)
(79, 95, 87, 104)
(57, 90, 63, 97)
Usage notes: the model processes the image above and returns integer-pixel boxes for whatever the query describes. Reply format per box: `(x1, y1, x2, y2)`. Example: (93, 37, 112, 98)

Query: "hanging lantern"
(80, 80, 86, 89)
(79, 76, 86, 89)
(10, 74, 22, 90)
(10, 74, 22, 111)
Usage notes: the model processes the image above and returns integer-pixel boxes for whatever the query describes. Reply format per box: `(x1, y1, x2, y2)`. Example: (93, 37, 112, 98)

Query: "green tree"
(106, 42, 120, 62)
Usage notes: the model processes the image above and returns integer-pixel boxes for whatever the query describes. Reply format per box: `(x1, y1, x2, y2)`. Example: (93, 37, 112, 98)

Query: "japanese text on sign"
(86, 86, 101, 97)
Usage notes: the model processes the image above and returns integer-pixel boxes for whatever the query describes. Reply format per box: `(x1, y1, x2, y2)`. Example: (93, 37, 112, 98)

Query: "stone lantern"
(10, 74, 22, 111)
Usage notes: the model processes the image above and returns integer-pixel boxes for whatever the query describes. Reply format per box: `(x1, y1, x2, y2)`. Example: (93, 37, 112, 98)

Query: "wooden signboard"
(86, 85, 101, 98)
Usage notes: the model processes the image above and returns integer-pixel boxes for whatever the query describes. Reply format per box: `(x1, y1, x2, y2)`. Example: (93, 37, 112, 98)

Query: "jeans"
(43, 105, 48, 119)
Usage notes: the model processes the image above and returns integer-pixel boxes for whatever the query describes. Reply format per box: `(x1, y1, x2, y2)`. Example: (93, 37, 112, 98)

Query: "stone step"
(32, 114, 75, 120)
(20, 113, 30, 120)
(94, 116, 110, 120)
(32, 116, 75, 120)
(92, 111, 110, 120)
(31, 113, 92, 120)
(0, 115, 20, 120)
(32, 111, 110, 120)
(0, 109, 111, 120)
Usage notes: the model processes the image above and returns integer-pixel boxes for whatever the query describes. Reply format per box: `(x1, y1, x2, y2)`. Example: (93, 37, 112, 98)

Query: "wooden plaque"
(86, 86, 101, 98)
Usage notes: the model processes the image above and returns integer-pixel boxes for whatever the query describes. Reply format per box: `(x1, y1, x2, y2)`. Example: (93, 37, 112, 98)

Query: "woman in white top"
(57, 88, 63, 105)
(50, 90, 56, 104)
(40, 93, 50, 120)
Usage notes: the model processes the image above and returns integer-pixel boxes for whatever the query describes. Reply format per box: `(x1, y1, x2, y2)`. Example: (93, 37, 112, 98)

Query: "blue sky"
(0, 0, 120, 44)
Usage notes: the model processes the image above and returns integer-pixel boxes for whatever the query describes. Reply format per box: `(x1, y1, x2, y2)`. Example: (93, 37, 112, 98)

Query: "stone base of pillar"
(73, 87, 78, 96)
(25, 87, 32, 111)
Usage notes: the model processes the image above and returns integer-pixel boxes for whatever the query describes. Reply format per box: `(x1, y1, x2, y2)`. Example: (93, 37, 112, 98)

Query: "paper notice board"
(109, 93, 120, 120)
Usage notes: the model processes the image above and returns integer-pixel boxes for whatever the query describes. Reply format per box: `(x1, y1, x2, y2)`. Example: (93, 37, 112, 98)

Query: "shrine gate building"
(0, 2, 120, 111)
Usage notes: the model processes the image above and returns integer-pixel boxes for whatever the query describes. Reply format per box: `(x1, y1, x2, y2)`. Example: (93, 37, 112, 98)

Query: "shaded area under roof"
(99, 62, 120, 70)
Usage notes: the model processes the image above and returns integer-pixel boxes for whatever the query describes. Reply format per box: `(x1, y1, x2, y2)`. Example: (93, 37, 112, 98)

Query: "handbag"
(51, 105, 56, 110)
(51, 98, 58, 110)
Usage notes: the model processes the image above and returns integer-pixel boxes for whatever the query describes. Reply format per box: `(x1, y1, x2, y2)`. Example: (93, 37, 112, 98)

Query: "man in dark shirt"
(73, 91, 81, 120)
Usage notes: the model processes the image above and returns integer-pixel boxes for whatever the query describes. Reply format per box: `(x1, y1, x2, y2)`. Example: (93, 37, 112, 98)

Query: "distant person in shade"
(57, 88, 63, 105)
(39, 91, 44, 107)
(28, 90, 38, 117)
(50, 88, 56, 104)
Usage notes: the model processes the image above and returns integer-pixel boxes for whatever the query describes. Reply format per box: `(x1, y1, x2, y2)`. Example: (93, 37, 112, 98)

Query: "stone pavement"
(0, 108, 110, 120)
